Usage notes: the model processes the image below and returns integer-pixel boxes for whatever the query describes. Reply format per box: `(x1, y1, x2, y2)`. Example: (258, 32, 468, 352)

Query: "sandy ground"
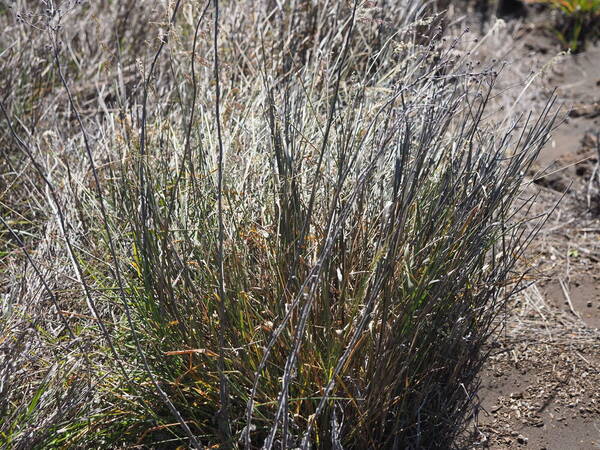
(471, 21, 600, 449)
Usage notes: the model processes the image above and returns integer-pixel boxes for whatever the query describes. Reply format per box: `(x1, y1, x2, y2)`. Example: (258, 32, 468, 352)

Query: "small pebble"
(587, 301, 593, 307)
(517, 434, 528, 445)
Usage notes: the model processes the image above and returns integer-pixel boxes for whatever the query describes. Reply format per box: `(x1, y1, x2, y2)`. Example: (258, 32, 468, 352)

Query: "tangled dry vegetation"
(0, 0, 560, 448)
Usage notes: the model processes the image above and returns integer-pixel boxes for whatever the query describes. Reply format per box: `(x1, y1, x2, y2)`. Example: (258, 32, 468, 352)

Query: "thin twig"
(213, 0, 232, 446)
(559, 278, 581, 320)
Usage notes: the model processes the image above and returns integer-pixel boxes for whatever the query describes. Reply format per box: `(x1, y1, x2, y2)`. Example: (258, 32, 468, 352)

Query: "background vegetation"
(545, 0, 600, 51)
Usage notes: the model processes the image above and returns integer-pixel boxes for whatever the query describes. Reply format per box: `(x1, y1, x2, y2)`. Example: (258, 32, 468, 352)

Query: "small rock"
(517, 434, 528, 445)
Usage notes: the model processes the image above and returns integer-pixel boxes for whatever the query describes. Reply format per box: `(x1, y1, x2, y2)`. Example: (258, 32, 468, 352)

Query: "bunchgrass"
(539, 0, 600, 51)
(1, 0, 556, 448)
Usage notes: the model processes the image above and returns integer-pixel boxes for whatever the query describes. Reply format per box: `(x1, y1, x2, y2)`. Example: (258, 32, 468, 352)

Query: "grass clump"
(546, 0, 600, 51)
(1, 0, 556, 448)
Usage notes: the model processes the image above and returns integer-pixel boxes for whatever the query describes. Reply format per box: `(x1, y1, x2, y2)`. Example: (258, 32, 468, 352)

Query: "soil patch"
(541, 278, 600, 329)
(470, 8, 600, 448)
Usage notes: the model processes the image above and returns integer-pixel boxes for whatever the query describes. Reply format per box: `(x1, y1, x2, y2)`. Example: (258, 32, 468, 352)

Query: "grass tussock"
(1, 0, 556, 448)
(545, 0, 600, 51)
